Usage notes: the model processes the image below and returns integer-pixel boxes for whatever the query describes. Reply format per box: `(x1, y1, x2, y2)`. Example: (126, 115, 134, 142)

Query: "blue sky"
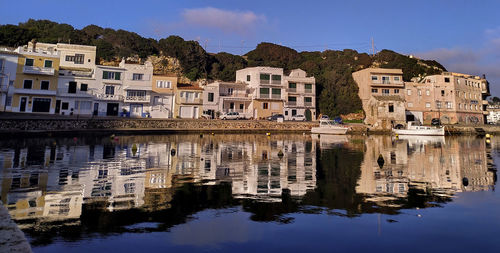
(2, 0, 500, 94)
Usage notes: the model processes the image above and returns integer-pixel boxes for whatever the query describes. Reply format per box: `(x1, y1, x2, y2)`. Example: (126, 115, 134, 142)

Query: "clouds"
(181, 7, 266, 35)
(417, 27, 500, 95)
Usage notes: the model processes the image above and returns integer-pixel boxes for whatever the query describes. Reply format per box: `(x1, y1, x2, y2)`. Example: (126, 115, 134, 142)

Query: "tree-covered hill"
(0, 19, 446, 117)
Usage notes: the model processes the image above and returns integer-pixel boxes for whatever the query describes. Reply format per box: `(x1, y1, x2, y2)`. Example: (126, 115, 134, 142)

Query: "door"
(32, 98, 51, 113)
(130, 104, 143, 117)
(20, 97, 27, 112)
(55, 100, 61, 114)
(93, 103, 99, 116)
(305, 109, 312, 121)
(106, 103, 119, 116)
(180, 106, 192, 118)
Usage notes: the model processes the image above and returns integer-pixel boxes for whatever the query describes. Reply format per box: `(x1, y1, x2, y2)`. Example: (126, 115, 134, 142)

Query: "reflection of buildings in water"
(356, 136, 495, 206)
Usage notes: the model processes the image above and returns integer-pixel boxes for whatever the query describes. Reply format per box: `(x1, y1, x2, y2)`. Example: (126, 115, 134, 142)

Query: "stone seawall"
(0, 118, 319, 135)
(0, 203, 31, 252)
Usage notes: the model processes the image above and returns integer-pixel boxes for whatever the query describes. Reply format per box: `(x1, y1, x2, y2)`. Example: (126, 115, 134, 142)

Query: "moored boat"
(311, 119, 349, 135)
(392, 122, 445, 136)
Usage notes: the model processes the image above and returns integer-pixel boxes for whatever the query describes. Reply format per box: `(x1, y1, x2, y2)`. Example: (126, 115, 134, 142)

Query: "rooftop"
(177, 83, 204, 90)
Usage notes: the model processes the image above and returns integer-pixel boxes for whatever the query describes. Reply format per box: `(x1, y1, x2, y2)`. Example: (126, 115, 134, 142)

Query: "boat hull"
(311, 127, 348, 135)
(393, 127, 445, 136)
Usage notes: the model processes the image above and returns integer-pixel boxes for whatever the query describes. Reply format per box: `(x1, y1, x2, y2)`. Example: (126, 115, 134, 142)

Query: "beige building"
(352, 68, 406, 129)
(405, 72, 489, 124)
(284, 69, 316, 120)
(151, 75, 177, 118)
(173, 83, 203, 118)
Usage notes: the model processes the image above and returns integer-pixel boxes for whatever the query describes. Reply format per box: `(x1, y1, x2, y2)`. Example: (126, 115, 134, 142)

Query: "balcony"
(304, 102, 313, 107)
(94, 93, 123, 101)
(14, 88, 56, 95)
(57, 88, 93, 97)
(288, 88, 297, 93)
(371, 80, 404, 87)
(124, 95, 151, 103)
(23, 66, 55, 76)
(286, 101, 297, 106)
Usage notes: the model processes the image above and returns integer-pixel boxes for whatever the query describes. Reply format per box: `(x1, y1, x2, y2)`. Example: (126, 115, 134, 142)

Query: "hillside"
(0, 19, 446, 116)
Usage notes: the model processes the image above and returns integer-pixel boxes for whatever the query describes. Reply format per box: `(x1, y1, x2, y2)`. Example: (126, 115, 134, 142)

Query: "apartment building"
(0, 49, 18, 112)
(405, 72, 488, 124)
(94, 65, 126, 116)
(235, 67, 285, 119)
(120, 60, 154, 117)
(32, 43, 98, 116)
(174, 83, 203, 118)
(352, 68, 406, 129)
(284, 69, 316, 120)
(203, 81, 252, 119)
(151, 75, 176, 118)
(9, 44, 60, 114)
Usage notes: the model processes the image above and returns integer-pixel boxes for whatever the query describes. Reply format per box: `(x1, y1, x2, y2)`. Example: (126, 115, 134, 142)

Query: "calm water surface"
(0, 134, 498, 252)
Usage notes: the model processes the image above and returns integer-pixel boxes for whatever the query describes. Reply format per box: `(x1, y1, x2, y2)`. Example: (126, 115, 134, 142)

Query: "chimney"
(31, 39, 37, 52)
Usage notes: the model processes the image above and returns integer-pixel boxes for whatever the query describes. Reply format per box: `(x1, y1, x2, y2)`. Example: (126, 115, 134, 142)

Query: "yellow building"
(151, 75, 177, 118)
(10, 43, 60, 114)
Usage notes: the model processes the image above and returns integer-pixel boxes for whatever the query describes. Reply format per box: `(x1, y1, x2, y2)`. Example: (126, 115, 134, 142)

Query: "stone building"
(352, 68, 406, 129)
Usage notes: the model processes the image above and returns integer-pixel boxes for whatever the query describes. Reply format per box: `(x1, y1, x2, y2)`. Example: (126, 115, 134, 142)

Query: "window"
(208, 93, 214, 102)
(292, 109, 297, 116)
(103, 71, 121, 80)
(247, 75, 251, 81)
(263, 103, 269, 109)
(44, 60, 53, 68)
(444, 77, 450, 83)
(74, 54, 84, 64)
(105, 86, 115, 95)
(305, 97, 312, 105)
(66, 55, 75, 62)
(239, 104, 244, 110)
(382, 76, 390, 84)
(407, 89, 412, 96)
(394, 76, 400, 82)
(62, 102, 69, 110)
(271, 102, 280, 110)
(382, 89, 390, 94)
(23, 80, 33, 89)
(447, 102, 453, 109)
(195, 92, 199, 98)
(271, 74, 281, 83)
(305, 84, 313, 93)
(127, 90, 146, 97)
(371, 76, 378, 81)
(394, 89, 399, 94)
(436, 101, 442, 109)
(407, 102, 413, 108)
(388, 103, 394, 112)
(271, 88, 281, 98)
(425, 102, 431, 108)
(372, 88, 378, 93)
(75, 101, 92, 110)
(40, 81, 49, 90)
(418, 89, 422, 96)
(285, 111, 288, 116)
(81, 83, 88, 91)
(289, 83, 297, 89)
(25, 58, 34, 66)
(6, 96, 12, 106)
(426, 90, 430, 96)
(260, 88, 269, 97)
(288, 96, 297, 104)
(68, 81, 77, 93)
(260, 73, 270, 82)
(132, 73, 143, 80)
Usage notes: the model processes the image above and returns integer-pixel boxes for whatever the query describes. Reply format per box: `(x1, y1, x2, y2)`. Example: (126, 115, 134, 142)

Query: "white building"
(95, 65, 126, 116)
(0, 49, 18, 112)
(202, 81, 252, 119)
(284, 69, 316, 120)
(119, 60, 154, 117)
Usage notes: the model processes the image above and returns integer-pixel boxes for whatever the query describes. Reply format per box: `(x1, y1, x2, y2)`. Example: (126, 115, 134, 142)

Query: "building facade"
(352, 68, 406, 129)
(120, 60, 154, 118)
(0, 50, 18, 112)
(94, 65, 126, 116)
(151, 75, 176, 118)
(202, 81, 252, 119)
(284, 69, 316, 120)
(174, 83, 203, 119)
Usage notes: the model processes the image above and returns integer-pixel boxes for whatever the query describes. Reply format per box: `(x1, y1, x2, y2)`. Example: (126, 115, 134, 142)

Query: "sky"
(2, 0, 500, 95)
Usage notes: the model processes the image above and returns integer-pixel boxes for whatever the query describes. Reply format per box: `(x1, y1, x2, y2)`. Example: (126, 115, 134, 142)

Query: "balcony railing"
(94, 93, 123, 101)
(304, 102, 313, 107)
(57, 88, 93, 97)
(288, 88, 297, 93)
(287, 101, 297, 106)
(305, 89, 313, 94)
(259, 94, 270, 99)
(272, 94, 281, 99)
(23, 66, 55, 75)
(124, 95, 151, 103)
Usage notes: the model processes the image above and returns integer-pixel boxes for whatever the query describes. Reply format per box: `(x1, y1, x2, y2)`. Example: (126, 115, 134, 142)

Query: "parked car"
(332, 116, 343, 124)
(219, 112, 241, 120)
(267, 114, 284, 121)
(320, 115, 330, 121)
(431, 118, 441, 126)
(201, 113, 212, 119)
(291, 114, 306, 121)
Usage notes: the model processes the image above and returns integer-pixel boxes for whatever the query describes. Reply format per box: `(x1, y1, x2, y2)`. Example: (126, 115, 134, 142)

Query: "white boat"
(311, 119, 349, 135)
(392, 122, 445, 136)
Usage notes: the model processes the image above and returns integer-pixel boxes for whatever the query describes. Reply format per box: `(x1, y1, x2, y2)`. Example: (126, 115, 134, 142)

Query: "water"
(0, 134, 498, 252)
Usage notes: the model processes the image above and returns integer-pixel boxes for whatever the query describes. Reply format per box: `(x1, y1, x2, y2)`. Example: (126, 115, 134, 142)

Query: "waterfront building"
(236, 67, 285, 119)
(486, 104, 500, 124)
(8, 43, 60, 114)
(405, 72, 489, 124)
(151, 75, 177, 118)
(120, 60, 154, 117)
(283, 69, 316, 120)
(352, 68, 406, 129)
(202, 81, 252, 119)
(0, 49, 18, 112)
(94, 65, 126, 116)
(32, 42, 98, 116)
(173, 83, 203, 118)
